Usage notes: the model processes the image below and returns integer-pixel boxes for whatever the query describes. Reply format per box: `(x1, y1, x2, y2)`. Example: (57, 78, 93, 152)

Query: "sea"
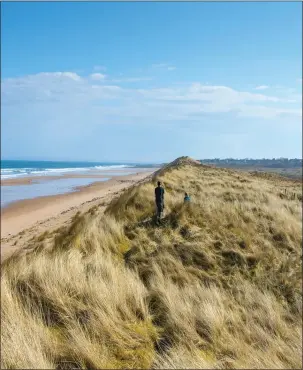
(1, 160, 155, 208)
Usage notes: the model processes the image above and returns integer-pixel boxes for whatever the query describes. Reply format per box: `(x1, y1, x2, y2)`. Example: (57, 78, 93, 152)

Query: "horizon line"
(1, 157, 302, 163)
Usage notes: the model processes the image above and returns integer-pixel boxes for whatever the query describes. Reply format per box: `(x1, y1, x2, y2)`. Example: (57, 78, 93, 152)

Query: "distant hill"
(200, 158, 302, 168)
(2, 156, 302, 369)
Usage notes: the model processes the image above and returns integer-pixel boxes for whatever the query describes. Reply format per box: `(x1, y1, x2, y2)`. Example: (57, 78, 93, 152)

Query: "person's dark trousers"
(156, 201, 164, 221)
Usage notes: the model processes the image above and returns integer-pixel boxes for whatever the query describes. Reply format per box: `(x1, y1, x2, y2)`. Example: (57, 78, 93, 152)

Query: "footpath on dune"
(1, 156, 302, 369)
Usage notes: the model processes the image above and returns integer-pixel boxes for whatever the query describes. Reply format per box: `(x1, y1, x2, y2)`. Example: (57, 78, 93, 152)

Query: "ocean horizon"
(1, 160, 157, 207)
(1, 160, 157, 180)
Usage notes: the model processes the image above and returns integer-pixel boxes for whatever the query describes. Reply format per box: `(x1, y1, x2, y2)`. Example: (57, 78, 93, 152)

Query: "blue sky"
(1, 2, 302, 162)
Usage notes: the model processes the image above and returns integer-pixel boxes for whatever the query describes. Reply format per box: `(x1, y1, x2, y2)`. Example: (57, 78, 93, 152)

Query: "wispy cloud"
(152, 63, 176, 71)
(111, 77, 153, 83)
(255, 85, 269, 90)
(2, 71, 301, 162)
(89, 73, 106, 81)
(38, 72, 82, 81)
(2, 72, 301, 123)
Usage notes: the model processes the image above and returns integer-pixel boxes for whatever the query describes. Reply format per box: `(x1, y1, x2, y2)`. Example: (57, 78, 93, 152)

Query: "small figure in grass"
(155, 181, 165, 223)
(184, 192, 191, 202)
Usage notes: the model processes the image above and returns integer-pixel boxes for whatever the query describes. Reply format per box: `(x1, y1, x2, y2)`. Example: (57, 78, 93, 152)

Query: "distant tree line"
(200, 158, 302, 168)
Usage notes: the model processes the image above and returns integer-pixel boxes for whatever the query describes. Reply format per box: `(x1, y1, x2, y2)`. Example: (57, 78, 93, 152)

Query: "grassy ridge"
(1, 157, 302, 369)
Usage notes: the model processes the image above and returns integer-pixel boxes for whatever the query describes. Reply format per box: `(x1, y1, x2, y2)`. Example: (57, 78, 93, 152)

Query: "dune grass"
(1, 157, 302, 369)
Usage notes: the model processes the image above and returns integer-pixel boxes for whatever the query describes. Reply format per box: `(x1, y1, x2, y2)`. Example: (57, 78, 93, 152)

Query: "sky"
(1, 2, 302, 163)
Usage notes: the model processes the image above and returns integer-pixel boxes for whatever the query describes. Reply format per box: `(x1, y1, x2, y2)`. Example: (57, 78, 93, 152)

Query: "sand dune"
(1, 158, 302, 369)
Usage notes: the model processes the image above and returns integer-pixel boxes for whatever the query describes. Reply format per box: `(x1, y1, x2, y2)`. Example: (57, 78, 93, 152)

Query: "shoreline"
(1, 170, 156, 260)
(1, 174, 111, 186)
(1, 168, 152, 186)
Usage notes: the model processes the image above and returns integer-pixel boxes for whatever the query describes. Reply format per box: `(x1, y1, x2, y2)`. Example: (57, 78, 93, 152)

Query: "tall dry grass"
(1, 158, 302, 369)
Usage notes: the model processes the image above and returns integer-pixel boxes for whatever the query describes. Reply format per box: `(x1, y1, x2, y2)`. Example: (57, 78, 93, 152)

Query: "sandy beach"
(0, 168, 152, 186)
(1, 170, 156, 260)
(1, 174, 112, 186)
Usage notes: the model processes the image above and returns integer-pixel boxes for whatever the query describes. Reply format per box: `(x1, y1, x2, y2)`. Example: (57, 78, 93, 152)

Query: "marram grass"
(1, 157, 302, 369)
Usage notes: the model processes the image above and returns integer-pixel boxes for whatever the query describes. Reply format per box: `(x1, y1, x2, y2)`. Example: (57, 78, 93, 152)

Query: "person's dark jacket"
(155, 186, 164, 204)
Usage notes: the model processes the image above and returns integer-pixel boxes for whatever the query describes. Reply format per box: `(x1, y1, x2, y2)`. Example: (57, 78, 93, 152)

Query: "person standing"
(155, 181, 165, 223)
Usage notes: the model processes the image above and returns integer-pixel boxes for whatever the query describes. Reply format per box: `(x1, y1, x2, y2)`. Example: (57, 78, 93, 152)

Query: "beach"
(1, 169, 156, 260)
